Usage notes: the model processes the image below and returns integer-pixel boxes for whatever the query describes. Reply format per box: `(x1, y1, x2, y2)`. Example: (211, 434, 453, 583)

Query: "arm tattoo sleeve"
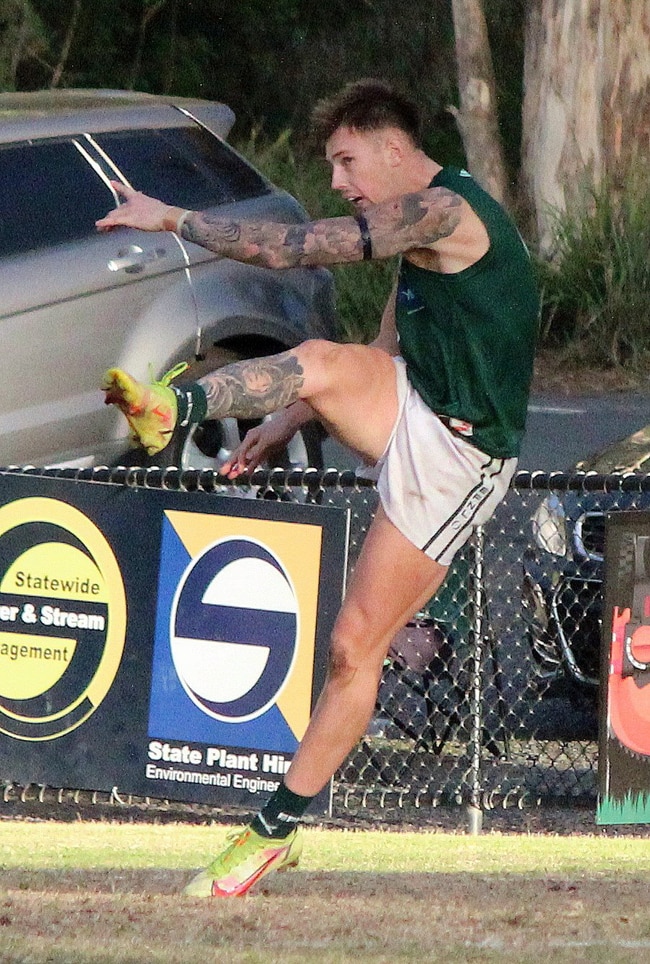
(197, 352, 305, 420)
(365, 187, 463, 258)
(183, 212, 365, 268)
(181, 185, 465, 267)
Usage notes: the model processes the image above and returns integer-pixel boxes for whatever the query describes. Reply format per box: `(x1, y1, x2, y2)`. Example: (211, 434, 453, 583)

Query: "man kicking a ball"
(97, 79, 539, 896)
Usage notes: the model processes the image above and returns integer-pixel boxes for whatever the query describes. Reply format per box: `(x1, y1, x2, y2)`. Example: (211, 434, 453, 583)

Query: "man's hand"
(96, 181, 186, 233)
(220, 415, 298, 479)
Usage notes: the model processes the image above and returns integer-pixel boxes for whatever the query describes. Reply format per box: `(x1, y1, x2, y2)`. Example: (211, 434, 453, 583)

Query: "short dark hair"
(311, 79, 422, 148)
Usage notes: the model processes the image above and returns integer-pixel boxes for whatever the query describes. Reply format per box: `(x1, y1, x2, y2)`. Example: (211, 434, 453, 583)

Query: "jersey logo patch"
(398, 286, 425, 315)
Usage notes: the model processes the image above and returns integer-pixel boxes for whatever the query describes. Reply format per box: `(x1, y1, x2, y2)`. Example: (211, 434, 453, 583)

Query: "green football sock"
(170, 382, 208, 428)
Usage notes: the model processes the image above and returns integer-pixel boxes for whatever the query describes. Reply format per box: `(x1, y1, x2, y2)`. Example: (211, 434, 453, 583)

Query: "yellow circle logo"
(0, 497, 127, 741)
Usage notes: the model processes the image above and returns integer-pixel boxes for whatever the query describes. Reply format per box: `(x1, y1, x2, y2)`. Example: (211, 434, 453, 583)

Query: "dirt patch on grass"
(2, 867, 650, 963)
(531, 349, 650, 397)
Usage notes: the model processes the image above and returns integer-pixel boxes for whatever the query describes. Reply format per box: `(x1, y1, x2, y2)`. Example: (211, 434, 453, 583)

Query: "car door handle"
(108, 245, 168, 274)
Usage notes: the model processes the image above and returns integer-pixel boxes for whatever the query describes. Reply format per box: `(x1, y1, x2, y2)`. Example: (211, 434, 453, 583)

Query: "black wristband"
(355, 213, 373, 261)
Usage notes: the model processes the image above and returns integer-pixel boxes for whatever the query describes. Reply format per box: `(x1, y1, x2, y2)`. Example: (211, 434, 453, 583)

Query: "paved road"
(519, 392, 650, 471)
(323, 391, 650, 473)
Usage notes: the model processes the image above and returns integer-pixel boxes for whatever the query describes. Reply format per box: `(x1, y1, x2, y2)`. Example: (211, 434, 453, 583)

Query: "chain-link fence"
(337, 468, 650, 830)
(2, 465, 649, 829)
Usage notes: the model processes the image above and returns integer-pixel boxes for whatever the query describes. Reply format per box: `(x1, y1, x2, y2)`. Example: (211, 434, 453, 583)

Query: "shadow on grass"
(3, 866, 447, 897)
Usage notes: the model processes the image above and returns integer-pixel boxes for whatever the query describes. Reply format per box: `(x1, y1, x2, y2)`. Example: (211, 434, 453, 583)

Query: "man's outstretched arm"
(95, 181, 462, 267)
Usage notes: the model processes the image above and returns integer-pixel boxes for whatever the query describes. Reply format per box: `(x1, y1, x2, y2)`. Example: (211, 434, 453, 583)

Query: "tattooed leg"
(101, 350, 305, 455)
(102, 339, 395, 460)
(199, 351, 305, 420)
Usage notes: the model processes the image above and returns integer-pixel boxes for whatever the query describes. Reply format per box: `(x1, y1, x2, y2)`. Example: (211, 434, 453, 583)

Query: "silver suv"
(0, 89, 337, 470)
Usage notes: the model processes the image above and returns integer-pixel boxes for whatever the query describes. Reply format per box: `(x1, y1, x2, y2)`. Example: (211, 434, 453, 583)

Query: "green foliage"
(4, 1, 530, 174)
(6, 1, 464, 150)
(0, 0, 48, 90)
(236, 129, 396, 344)
(329, 260, 396, 345)
(538, 170, 650, 372)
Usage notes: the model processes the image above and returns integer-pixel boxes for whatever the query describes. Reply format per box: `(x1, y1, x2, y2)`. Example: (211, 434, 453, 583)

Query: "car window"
(94, 126, 270, 210)
(0, 139, 113, 258)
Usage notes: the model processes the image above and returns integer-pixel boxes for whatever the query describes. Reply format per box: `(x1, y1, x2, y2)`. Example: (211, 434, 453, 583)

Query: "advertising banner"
(0, 472, 348, 809)
(598, 510, 650, 824)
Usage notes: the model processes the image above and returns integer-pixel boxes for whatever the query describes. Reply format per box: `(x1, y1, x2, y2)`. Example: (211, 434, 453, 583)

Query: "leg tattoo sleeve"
(198, 352, 305, 420)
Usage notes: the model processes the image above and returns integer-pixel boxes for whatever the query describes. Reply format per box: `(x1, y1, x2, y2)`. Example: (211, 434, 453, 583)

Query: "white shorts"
(369, 357, 517, 567)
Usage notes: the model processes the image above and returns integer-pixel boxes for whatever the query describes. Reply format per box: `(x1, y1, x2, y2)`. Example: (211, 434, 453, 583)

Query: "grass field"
(2, 819, 650, 963)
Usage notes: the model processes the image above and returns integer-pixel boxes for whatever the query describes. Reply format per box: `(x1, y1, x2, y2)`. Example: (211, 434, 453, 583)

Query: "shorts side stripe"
(421, 458, 505, 558)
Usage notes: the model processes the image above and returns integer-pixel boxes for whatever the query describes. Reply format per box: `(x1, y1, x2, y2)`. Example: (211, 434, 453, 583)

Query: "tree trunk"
(600, 2, 650, 188)
(449, 0, 512, 208)
(521, 0, 650, 254)
(163, 0, 178, 94)
(8, 4, 31, 88)
(50, 0, 82, 88)
(128, 0, 166, 91)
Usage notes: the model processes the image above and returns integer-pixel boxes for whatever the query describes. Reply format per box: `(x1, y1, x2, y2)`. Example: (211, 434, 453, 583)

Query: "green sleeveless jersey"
(395, 167, 539, 458)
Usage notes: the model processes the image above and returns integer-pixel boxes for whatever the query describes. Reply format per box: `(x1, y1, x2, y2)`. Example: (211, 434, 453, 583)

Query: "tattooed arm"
(96, 180, 462, 268)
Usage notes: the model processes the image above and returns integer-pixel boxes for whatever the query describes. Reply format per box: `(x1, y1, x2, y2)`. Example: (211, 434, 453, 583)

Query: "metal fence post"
(467, 524, 486, 834)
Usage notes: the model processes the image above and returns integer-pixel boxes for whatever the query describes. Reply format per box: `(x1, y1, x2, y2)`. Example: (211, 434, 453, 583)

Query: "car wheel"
(166, 412, 324, 473)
